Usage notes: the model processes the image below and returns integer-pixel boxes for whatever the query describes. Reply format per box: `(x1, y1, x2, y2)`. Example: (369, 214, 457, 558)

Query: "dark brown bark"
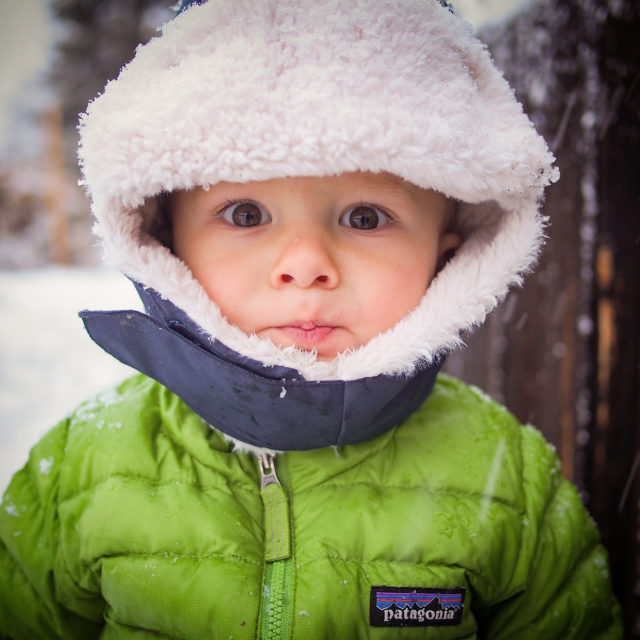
(444, 0, 640, 634)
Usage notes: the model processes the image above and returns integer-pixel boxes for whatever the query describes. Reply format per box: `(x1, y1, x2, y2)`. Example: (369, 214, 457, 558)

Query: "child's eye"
(340, 205, 390, 230)
(220, 201, 271, 227)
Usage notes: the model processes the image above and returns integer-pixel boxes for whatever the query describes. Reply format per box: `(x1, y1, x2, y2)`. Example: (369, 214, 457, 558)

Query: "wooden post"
(445, 0, 640, 632)
(592, 3, 640, 630)
(43, 102, 70, 264)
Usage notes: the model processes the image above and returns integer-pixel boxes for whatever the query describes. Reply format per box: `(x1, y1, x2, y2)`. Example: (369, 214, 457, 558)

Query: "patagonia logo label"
(370, 586, 465, 627)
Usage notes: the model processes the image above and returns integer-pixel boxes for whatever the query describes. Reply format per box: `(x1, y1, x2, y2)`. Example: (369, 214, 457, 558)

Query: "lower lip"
(278, 325, 336, 345)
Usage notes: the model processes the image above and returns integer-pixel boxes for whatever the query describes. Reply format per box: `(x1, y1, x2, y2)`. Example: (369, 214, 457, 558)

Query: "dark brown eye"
(221, 201, 271, 227)
(341, 205, 390, 230)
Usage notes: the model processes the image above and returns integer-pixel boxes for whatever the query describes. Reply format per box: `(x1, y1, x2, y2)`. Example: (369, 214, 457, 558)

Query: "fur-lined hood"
(78, 0, 557, 382)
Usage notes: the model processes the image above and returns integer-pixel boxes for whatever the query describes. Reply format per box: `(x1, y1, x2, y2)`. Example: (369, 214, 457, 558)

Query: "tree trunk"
(444, 0, 640, 634)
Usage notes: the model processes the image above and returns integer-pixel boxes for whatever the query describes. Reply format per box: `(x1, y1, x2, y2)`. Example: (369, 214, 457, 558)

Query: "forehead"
(181, 172, 445, 206)
(232, 171, 415, 192)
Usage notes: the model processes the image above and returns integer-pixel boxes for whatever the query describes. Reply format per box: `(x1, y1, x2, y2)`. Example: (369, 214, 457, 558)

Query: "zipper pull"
(258, 454, 291, 562)
(259, 453, 280, 488)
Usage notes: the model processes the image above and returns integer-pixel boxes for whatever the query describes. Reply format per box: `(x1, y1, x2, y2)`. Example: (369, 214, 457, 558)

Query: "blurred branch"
(43, 103, 70, 264)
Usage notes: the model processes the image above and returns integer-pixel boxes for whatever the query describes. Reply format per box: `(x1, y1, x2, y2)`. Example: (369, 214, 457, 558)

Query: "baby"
(0, 0, 622, 638)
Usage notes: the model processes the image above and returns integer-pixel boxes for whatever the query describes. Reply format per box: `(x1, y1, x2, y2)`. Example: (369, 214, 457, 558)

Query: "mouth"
(275, 322, 337, 346)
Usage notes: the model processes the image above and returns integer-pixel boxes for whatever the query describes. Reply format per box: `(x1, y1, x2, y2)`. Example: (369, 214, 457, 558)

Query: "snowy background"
(0, 268, 140, 490)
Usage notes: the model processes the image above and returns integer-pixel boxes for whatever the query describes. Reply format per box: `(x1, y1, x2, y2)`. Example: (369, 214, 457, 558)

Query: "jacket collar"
(80, 283, 442, 451)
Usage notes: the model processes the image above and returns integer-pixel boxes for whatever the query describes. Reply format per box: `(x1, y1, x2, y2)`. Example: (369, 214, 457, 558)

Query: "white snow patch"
(455, 0, 529, 28)
(38, 457, 53, 475)
(0, 267, 140, 492)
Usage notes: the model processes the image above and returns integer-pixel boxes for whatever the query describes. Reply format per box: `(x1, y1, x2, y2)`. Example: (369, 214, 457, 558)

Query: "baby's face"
(171, 172, 458, 360)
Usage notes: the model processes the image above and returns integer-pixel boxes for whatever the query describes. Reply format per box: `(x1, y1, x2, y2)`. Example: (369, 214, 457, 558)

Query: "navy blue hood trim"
(79, 283, 442, 451)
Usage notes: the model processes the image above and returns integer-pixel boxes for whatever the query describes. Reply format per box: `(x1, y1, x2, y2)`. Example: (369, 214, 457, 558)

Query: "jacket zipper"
(258, 454, 292, 640)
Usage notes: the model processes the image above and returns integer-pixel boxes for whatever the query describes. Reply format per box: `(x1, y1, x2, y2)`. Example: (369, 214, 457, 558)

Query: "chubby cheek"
(191, 257, 262, 324)
(353, 254, 435, 335)
(367, 273, 427, 329)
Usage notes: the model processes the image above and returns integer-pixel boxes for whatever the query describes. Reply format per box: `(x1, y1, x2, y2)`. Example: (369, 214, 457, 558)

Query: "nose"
(270, 235, 339, 289)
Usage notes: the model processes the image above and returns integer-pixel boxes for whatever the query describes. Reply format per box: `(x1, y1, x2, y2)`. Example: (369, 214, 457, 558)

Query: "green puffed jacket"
(0, 374, 621, 639)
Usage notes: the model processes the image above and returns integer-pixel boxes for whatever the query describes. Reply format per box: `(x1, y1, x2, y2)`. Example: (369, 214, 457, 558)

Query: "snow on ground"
(0, 267, 141, 492)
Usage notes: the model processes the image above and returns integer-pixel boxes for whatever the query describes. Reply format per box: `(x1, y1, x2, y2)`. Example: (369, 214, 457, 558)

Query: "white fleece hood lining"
(79, 0, 557, 382)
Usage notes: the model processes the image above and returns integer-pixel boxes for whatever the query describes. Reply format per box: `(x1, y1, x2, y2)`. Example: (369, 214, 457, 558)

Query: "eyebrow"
(355, 173, 407, 191)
